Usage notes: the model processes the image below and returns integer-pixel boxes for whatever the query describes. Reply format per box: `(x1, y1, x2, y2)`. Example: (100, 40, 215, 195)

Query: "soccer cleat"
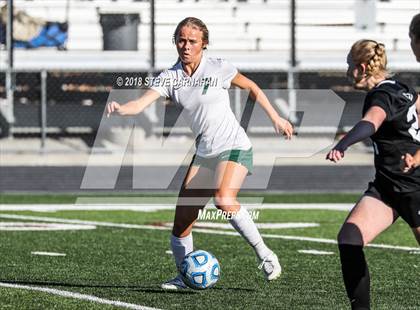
(161, 274, 188, 290)
(258, 252, 282, 281)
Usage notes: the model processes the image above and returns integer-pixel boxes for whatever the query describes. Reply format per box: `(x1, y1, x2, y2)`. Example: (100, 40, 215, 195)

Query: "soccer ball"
(180, 250, 220, 290)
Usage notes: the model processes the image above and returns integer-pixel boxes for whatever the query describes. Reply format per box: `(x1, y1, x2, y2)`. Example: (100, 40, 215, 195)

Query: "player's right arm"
(326, 106, 386, 163)
(106, 89, 161, 117)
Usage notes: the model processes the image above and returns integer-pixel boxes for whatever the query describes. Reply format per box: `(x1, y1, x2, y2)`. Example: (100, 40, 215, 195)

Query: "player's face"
(409, 32, 420, 62)
(175, 26, 206, 64)
(346, 54, 365, 89)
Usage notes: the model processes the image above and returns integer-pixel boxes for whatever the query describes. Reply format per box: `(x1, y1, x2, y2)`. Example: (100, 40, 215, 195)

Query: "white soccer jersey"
(150, 54, 252, 157)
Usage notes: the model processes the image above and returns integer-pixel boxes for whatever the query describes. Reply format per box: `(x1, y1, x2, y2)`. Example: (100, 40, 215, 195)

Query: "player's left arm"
(326, 106, 386, 163)
(231, 72, 293, 139)
(402, 152, 420, 172)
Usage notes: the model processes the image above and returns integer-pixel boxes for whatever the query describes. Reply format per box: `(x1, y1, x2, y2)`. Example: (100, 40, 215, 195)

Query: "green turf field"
(0, 193, 361, 204)
(0, 195, 419, 309)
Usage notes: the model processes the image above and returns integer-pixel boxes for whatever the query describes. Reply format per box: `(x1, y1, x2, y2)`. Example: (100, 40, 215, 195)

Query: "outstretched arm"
(231, 73, 293, 139)
(326, 106, 386, 163)
(106, 89, 161, 117)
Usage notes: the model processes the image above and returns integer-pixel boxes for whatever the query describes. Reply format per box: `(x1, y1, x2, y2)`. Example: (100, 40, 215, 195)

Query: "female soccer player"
(403, 13, 420, 172)
(107, 17, 293, 289)
(326, 39, 420, 309)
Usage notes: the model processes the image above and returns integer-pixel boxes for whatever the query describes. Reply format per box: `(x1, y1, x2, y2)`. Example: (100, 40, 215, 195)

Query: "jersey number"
(407, 104, 420, 142)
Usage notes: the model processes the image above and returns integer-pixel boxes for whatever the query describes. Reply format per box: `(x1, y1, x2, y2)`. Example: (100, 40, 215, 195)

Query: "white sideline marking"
(31, 252, 66, 257)
(0, 214, 418, 252)
(0, 282, 160, 310)
(250, 204, 353, 211)
(165, 250, 173, 255)
(0, 203, 354, 212)
(0, 204, 176, 212)
(260, 232, 420, 252)
(298, 249, 334, 255)
(0, 222, 96, 231)
(0, 214, 169, 231)
(176, 222, 320, 230)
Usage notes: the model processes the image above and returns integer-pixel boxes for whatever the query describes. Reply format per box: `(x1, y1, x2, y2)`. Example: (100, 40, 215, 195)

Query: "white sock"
(170, 234, 193, 269)
(229, 206, 272, 260)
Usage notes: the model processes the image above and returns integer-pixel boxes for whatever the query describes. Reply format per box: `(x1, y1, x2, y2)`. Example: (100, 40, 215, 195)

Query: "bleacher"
(0, 0, 419, 71)
(0, 0, 418, 138)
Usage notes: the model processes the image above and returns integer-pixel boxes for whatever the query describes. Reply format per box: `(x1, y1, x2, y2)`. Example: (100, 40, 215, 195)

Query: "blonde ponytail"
(351, 40, 388, 77)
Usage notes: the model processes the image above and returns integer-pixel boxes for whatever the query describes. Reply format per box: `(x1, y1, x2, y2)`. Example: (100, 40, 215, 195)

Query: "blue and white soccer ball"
(180, 250, 220, 290)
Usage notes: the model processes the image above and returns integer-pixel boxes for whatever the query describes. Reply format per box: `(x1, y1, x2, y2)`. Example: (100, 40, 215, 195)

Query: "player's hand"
(401, 153, 418, 173)
(326, 149, 344, 163)
(272, 116, 293, 139)
(106, 101, 122, 117)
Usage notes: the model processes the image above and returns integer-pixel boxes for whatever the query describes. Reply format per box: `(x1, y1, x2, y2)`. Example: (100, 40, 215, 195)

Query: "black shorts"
(364, 181, 420, 228)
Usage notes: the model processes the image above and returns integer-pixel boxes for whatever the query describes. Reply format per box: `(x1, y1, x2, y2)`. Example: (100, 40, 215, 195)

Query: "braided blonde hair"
(350, 40, 388, 77)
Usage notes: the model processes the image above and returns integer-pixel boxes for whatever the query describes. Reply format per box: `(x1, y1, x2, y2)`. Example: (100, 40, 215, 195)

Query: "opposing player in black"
(326, 39, 420, 310)
(403, 13, 420, 171)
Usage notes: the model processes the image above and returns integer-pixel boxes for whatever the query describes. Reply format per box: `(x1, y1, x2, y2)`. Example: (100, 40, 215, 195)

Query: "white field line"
(31, 252, 66, 257)
(0, 282, 161, 310)
(0, 204, 175, 212)
(298, 249, 334, 255)
(0, 222, 96, 231)
(0, 214, 169, 231)
(195, 229, 420, 252)
(0, 214, 418, 252)
(250, 204, 353, 211)
(176, 222, 320, 229)
(0, 203, 354, 212)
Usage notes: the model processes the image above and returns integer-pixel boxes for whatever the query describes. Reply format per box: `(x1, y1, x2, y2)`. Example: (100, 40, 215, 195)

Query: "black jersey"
(363, 79, 420, 192)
